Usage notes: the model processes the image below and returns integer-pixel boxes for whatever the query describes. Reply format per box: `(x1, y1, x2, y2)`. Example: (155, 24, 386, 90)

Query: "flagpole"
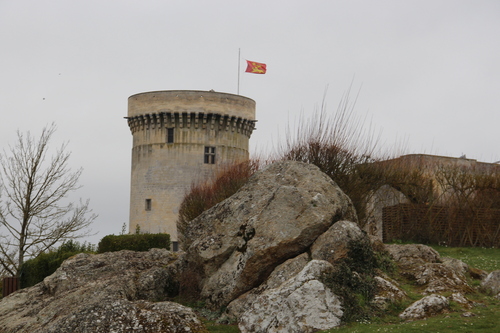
(237, 48, 241, 95)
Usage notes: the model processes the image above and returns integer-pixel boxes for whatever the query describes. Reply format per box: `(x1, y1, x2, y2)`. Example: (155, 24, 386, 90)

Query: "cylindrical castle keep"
(126, 90, 256, 249)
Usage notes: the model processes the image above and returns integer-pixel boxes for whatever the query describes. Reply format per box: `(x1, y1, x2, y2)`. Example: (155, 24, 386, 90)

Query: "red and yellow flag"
(245, 60, 267, 74)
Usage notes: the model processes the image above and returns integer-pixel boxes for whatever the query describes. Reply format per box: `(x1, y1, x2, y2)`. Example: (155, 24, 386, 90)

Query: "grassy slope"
(321, 246, 500, 332)
(431, 245, 500, 272)
(203, 246, 500, 333)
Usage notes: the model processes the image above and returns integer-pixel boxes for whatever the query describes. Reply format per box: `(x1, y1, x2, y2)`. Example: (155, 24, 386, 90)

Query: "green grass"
(319, 291, 500, 333)
(324, 294, 500, 332)
(318, 246, 500, 332)
(206, 297, 500, 333)
(431, 245, 500, 272)
(197, 246, 500, 333)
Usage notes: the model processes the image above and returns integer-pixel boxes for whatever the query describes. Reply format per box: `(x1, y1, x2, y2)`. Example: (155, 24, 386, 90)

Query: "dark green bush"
(19, 240, 95, 288)
(97, 233, 171, 253)
(321, 237, 391, 323)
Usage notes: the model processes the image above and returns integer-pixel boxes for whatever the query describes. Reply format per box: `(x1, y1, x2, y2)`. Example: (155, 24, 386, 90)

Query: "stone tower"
(126, 90, 256, 249)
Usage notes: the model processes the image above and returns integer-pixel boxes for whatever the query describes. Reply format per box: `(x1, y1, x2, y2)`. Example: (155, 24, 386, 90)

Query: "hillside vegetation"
(200, 246, 500, 333)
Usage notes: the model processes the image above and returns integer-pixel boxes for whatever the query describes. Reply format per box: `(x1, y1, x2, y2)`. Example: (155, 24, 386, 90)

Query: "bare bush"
(435, 165, 500, 247)
(177, 160, 260, 241)
(0, 124, 96, 276)
(384, 161, 500, 247)
(275, 91, 405, 223)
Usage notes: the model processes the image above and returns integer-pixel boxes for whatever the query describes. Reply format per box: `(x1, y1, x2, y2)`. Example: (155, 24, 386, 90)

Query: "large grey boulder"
(412, 263, 474, 294)
(311, 220, 365, 264)
(182, 161, 357, 308)
(384, 244, 440, 267)
(372, 276, 408, 310)
(399, 294, 449, 320)
(441, 256, 469, 276)
(238, 260, 343, 333)
(481, 270, 500, 297)
(0, 249, 208, 333)
(226, 252, 310, 319)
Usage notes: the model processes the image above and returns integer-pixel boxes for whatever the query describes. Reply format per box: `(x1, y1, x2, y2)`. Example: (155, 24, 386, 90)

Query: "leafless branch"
(0, 124, 96, 276)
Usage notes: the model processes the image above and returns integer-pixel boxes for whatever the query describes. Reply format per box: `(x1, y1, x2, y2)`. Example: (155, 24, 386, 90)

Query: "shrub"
(19, 240, 95, 288)
(277, 100, 394, 223)
(320, 237, 391, 323)
(97, 233, 171, 253)
(276, 96, 439, 225)
(177, 262, 203, 302)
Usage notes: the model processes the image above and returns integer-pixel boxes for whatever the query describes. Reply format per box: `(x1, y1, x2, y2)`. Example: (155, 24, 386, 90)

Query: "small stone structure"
(126, 90, 256, 248)
(376, 154, 500, 203)
(365, 154, 500, 244)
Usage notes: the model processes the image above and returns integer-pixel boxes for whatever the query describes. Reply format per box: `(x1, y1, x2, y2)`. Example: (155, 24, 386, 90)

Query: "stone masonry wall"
(127, 91, 256, 243)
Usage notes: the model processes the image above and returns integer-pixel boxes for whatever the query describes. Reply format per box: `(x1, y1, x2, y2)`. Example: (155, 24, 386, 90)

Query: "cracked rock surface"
(181, 161, 357, 308)
(0, 249, 208, 333)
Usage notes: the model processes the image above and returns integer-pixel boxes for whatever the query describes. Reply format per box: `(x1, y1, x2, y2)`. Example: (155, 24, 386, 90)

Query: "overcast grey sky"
(1, 0, 499, 244)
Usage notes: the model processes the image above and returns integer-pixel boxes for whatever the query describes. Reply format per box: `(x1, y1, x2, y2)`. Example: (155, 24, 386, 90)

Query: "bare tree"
(0, 124, 96, 276)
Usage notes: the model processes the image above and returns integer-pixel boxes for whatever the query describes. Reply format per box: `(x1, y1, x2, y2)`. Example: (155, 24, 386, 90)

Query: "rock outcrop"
(238, 260, 343, 333)
(182, 161, 357, 308)
(441, 256, 469, 276)
(385, 243, 441, 267)
(411, 262, 474, 294)
(226, 252, 311, 319)
(399, 294, 449, 320)
(0, 249, 207, 333)
(449, 292, 474, 309)
(371, 276, 408, 310)
(385, 243, 473, 294)
(0, 160, 486, 332)
(310, 220, 365, 264)
(481, 270, 500, 298)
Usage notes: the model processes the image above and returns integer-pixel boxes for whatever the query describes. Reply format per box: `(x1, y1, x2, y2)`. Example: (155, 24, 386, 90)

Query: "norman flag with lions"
(245, 60, 267, 74)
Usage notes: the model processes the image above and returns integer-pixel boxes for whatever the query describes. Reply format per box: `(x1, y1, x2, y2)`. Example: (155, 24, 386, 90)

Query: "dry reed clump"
(177, 160, 260, 236)
(274, 91, 431, 224)
(276, 93, 376, 222)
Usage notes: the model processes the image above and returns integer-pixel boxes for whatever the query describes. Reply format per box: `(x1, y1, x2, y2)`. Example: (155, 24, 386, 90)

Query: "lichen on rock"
(399, 294, 449, 320)
(0, 249, 208, 333)
(238, 260, 343, 333)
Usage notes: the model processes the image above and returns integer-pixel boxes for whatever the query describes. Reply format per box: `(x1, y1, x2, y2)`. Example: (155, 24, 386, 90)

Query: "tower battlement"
(127, 90, 256, 249)
(127, 112, 255, 137)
